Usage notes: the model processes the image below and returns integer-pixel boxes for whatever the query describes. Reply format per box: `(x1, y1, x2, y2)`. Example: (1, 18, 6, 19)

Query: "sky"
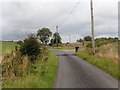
(0, 0, 119, 43)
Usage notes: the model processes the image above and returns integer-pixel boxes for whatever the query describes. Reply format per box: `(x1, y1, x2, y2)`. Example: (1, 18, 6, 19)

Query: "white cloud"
(0, 0, 119, 42)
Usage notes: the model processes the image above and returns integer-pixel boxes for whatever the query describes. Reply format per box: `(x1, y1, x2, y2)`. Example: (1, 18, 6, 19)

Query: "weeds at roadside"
(2, 50, 58, 88)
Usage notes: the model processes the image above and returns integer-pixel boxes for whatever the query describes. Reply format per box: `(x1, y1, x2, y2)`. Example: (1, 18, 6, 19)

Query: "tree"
(53, 32, 62, 44)
(84, 36, 92, 41)
(37, 28, 52, 45)
(49, 38, 54, 46)
(77, 38, 83, 42)
(108, 37, 113, 40)
(114, 37, 118, 40)
(50, 32, 62, 46)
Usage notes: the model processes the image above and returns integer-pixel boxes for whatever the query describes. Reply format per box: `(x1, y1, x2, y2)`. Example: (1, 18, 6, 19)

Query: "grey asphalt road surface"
(52, 49, 118, 88)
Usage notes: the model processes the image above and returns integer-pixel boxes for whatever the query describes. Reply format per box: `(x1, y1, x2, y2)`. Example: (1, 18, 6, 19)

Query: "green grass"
(76, 50, 119, 80)
(0, 41, 19, 55)
(3, 50, 58, 88)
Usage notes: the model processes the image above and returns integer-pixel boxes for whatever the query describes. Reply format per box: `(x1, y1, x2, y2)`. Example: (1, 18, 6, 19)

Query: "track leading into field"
(53, 49, 118, 88)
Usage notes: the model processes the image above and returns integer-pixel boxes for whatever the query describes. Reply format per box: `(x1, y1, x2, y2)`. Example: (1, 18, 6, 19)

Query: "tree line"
(77, 36, 118, 42)
(77, 36, 118, 48)
(37, 28, 62, 46)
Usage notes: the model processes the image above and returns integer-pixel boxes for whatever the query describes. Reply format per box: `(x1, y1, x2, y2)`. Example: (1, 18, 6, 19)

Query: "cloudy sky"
(0, 0, 119, 43)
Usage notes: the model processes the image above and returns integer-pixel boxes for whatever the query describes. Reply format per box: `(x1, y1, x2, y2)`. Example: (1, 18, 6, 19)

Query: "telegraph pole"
(69, 35, 71, 43)
(56, 26, 58, 47)
(90, 0, 95, 55)
(56, 26, 58, 33)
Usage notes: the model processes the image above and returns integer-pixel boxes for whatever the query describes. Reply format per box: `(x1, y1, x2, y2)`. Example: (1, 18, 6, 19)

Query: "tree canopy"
(77, 38, 83, 42)
(84, 36, 92, 41)
(53, 32, 62, 44)
(37, 28, 52, 45)
(50, 32, 62, 46)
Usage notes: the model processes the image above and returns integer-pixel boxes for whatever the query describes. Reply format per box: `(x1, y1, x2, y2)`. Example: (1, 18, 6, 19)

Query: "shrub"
(86, 43, 92, 48)
(19, 34, 41, 62)
(86, 42, 103, 48)
(95, 42, 104, 47)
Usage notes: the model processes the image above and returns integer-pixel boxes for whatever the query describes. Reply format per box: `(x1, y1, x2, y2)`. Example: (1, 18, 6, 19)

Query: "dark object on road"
(75, 47, 79, 52)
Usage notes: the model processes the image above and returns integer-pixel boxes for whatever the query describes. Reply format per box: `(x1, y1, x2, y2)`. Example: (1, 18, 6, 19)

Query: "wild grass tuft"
(2, 50, 58, 88)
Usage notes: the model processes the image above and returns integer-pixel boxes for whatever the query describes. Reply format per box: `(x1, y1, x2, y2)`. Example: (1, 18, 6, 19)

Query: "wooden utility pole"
(90, 0, 95, 55)
(56, 26, 58, 47)
(69, 35, 71, 43)
(56, 26, 58, 33)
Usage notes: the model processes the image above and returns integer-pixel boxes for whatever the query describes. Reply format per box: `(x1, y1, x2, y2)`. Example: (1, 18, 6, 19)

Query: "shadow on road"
(57, 54, 76, 57)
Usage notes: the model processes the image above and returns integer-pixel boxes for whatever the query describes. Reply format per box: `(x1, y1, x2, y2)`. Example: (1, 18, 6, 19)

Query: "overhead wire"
(56, 1, 80, 43)
(59, 1, 80, 27)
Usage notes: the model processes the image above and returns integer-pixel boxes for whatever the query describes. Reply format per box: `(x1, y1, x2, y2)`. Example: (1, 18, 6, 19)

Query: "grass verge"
(3, 50, 58, 88)
(76, 50, 119, 80)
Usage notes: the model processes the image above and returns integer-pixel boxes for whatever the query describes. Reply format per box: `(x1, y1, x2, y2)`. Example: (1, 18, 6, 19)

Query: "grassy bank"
(76, 42, 119, 79)
(3, 50, 58, 88)
(0, 41, 1, 54)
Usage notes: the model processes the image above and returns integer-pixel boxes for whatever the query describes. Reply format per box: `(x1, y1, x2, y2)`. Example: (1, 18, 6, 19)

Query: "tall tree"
(37, 28, 52, 45)
(53, 32, 62, 44)
(77, 38, 83, 42)
(50, 32, 62, 46)
(50, 38, 54, 46)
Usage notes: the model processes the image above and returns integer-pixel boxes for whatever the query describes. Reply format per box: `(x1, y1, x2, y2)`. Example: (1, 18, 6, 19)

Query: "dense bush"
(84, 36, 92, 41)
(95, 37, 118, 42)
(86, 43, 92, 48)
(19, 34, 41, 62)
(95, 37, 118, 48)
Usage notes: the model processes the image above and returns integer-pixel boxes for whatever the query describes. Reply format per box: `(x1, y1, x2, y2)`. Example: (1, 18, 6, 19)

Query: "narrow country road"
(52, 49, 118, 88)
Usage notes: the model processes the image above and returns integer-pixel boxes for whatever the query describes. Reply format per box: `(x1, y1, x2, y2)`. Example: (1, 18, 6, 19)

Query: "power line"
(55, 1, 79, 43)
(59, 1, 80, 27)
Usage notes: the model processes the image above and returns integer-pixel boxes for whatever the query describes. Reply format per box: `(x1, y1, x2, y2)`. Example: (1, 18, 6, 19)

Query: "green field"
(0, 41, 18, 55)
